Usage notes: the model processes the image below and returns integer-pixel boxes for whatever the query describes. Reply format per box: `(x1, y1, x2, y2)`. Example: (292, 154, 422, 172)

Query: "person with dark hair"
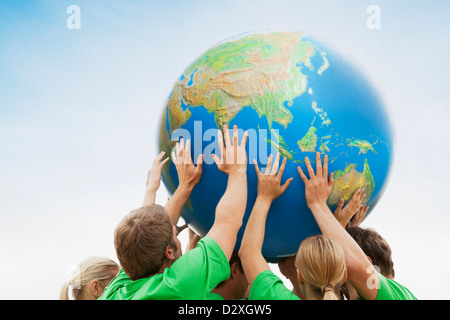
(347, 227, 395, 278)
(206, 251, 249, 300)
(341, 226, 414, 300)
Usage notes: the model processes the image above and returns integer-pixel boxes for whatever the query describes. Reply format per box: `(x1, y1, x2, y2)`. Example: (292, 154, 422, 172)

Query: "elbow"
(238, 242, 250, 261)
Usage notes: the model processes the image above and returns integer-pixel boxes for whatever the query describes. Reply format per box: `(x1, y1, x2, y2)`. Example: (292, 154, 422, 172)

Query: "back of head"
(346, 226, 395, 278)
(215, 250, 243, 288)
(295, 235, 346, 300)
(60, 256, 119, 300)
(114, 205, 174, 281)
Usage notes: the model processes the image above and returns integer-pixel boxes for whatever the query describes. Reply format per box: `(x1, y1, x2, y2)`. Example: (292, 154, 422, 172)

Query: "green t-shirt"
(248, 270, 300, 300)
(205, 292, 225, 300)
(248, 269, 417, 301)
(98, 237, 230, 300)
(374, 273, 417, 300)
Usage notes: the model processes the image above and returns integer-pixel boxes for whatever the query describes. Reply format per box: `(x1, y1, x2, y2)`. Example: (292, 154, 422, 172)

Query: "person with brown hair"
(99, 125, 249, 300)
(347, 227, 395, 279)
(60, 256, 119, 300)
(297, 152, 416, 300)
(181, 228, 249, 300)
(206, 250, 249, 300)
(342, 226, 414, 300)
(238, 152, 348, 300)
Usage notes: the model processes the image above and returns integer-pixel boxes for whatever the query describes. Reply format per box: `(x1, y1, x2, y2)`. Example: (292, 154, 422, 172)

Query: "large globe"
(158, 31, 393, 261)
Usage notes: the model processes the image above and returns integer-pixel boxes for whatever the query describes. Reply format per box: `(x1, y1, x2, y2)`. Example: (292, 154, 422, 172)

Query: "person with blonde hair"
(297, 152, 416, 300)
(60, 256, 119, 300)
(295, 235, 347, 300)
(238, 152, 348, 300)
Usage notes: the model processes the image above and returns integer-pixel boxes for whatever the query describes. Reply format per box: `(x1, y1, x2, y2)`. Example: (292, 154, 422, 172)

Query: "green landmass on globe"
(158, 30, 393, 259)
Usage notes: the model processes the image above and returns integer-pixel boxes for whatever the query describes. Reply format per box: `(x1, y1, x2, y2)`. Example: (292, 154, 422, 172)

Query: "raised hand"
(211, 124, 248, 175)
(171, 138, 203, 190)
(253, 153, 293, 202)
(297, 152, 334, 209)
(347, 203, 369, 228)
(143, 151, 170, 206)
(333, 188, 367, 228)
(164, 138, 203, 225)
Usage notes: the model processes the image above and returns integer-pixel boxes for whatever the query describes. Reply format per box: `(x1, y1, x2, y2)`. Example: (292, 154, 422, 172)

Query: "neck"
(211, 285, 232, 300)
(151, 259, 173, 277)
(303, 282, 338, 300)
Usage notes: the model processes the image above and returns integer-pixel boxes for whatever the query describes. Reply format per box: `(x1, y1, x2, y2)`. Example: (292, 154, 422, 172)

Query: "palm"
(212, 125, 248, 175)
(254, 153, 293, 202)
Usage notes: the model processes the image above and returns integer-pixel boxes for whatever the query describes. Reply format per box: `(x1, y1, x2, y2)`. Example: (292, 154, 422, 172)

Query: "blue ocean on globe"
(158, 31, 393, 261)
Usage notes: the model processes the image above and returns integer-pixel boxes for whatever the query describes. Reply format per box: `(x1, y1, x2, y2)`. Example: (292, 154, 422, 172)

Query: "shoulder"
(175, 236, 229, 268)
(249, 270, 300, 300)
(375, 273, 417, 300)
(98, 269, 132, 300)
(160, 237, 230, 298)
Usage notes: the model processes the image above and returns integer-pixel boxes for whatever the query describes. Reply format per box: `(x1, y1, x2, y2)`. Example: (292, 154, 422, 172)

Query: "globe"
(158, 31, 393, 261)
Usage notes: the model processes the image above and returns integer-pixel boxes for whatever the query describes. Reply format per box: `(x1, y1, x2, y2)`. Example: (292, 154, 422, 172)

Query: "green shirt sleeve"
(99, 236, 230, 300)
(375, 273, 417, 300)
(164, 236, 230, 299)
(248, 270, 301, 300)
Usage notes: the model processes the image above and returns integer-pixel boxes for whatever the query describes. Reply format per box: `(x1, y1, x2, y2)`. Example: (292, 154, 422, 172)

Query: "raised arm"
(205, 125, 248, 261)
(297, 152, 379, 300)
(164, 138, 203, 226)
(333, 188, 367, 228)
(142, 151, 170, 207)
(239, 153, 293, 286)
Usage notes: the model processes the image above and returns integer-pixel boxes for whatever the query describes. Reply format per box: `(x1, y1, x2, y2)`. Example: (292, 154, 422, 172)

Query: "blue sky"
(0, 0, 449, 299)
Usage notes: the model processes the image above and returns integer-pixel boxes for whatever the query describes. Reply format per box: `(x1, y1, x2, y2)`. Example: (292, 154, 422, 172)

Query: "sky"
(0, 0, 449, 299)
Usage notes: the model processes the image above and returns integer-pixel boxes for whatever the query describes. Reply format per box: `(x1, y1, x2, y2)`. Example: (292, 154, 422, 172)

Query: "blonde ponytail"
(321, 283, 340, 300)
(59, 281, 70, 300)
(60, 256, 119, 300)
(295, 235, 347, 300)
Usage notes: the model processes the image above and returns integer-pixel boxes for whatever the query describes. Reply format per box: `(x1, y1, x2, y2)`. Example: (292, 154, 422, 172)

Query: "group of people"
(60, 125, 416, 300)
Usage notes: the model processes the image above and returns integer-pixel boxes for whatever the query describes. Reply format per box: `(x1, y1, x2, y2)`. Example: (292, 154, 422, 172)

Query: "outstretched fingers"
(159, 156, 170, 169)
(277, 157, 287, 179)
(334, 198, 345, 216)
(264, 154, 273, 175)
(195, 154, 203, 175)
(270, 153, 281, 175)
(233, 125, 238, 147)
(323, 154, 329, 180)
(241, 130, 248, 148)
(281, 177, 294, 193)
(253, 159, 262, 177)
(224, 124, 232, 148)
(315, 152, 322, 179)
(184, 139, 193, 164)
(304, 156, 315, 180)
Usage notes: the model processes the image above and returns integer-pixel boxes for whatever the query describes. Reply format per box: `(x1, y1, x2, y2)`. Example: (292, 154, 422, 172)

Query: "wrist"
(307, 201, 330, 213)
(178, 182, 195, 192)
(228, 168, 247, 180)
(256, 194, 274, 205)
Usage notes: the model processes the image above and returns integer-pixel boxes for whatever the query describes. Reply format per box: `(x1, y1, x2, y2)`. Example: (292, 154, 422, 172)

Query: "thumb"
(334, 198, 345, 216)
(281, 177, 294, 193)
(196, 154, 203, 172)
